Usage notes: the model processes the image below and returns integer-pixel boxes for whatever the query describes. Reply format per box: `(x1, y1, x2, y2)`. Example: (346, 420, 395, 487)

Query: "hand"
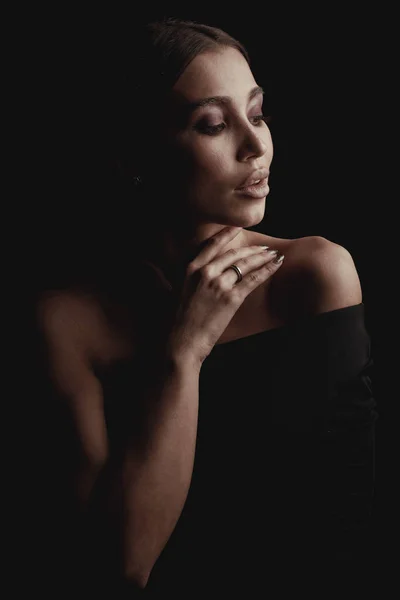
(165, 226, 284, 365)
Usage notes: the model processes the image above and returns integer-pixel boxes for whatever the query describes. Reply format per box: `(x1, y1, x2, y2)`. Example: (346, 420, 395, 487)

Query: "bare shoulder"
(37, 287, 134, 366)
(36, 290, 98, 396)
(37, 289, 113, 467)
(246, 231, 362, 319)
(37, 288, 103, 346)
(284, 235, 363, 315)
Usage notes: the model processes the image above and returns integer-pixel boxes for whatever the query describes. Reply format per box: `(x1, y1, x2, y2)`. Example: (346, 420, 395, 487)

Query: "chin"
(234, 206, 266, 228)
(201, 193, 266, 228)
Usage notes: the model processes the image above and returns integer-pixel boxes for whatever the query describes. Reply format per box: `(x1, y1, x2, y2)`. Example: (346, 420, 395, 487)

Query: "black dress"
(95, 302, 378, 595)
(32, 302, 378, 596)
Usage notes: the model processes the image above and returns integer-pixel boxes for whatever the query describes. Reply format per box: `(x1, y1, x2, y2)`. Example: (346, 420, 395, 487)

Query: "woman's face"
(160, 46, 273, 230)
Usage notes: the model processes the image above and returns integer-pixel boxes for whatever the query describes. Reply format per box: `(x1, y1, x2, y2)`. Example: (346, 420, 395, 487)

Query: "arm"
(92, 352, 201, 589)
(38, 292, 202, 589)
(37, 292, 110, 509)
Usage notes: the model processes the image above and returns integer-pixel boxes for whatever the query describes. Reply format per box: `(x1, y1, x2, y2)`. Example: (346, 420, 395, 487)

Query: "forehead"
(171, 46, 257, 103)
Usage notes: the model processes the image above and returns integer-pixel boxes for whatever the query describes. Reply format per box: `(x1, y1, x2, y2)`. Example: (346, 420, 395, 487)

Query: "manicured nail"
(273, 253, 285, 264)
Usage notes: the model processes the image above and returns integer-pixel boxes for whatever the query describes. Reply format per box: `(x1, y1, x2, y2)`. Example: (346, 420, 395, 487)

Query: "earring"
(132, 174, 143, 186)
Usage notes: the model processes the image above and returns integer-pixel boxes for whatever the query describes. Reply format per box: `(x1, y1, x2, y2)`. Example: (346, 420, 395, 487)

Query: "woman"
(36, 18, 377, 595)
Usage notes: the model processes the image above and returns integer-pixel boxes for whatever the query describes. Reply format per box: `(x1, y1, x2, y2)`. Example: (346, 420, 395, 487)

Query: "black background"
(13, 4, 395, 588)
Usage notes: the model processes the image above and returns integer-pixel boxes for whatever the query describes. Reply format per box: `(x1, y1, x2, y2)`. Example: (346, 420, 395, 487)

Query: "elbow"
(124, 565, 151, 590)
(123, 551, 155, 590)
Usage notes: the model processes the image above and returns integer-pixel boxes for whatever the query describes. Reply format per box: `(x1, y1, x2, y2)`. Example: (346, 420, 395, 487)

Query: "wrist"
(161, 338, 202, 372)
(165, 349, 203, 374)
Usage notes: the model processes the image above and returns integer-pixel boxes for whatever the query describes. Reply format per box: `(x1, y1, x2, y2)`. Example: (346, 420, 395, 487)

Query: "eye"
(251, 114, 269, 125)
(195, 122, 225, 135)
(195, 114, 270, 136)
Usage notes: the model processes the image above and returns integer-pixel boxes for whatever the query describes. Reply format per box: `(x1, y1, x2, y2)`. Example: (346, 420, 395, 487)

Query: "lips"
(236, 167, 270, 190)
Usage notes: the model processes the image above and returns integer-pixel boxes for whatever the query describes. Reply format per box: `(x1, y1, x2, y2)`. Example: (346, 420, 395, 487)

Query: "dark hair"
(72, 19, 252, 296)
(39, 19, 253, 295)
(114, 17, 251, 187)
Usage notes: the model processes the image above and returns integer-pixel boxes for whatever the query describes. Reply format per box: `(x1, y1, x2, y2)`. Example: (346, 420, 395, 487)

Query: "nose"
(237, 123, 269, 162)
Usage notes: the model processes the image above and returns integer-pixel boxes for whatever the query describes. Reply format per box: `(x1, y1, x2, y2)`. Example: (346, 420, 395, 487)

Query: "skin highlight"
(143, 46, 273, 286)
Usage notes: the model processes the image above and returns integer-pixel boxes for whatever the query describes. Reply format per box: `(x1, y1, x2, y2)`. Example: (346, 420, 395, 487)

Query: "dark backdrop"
(17, 5, 392, 586)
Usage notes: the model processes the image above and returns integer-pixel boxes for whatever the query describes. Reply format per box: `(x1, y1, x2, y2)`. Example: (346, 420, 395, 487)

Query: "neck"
(147, 222, 248, 290)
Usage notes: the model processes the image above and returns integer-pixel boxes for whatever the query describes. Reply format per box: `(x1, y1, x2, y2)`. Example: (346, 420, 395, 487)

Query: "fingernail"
(261, 247, 278, 256)
(273, 253, 285, 264)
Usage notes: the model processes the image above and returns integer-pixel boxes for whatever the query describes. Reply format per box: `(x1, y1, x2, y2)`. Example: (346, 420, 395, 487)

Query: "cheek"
(189, 141, 230, 182)
(179, 147, 229, 207)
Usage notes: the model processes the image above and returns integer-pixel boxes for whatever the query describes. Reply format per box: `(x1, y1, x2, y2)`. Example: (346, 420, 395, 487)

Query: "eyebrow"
(185, 85, 265, 113)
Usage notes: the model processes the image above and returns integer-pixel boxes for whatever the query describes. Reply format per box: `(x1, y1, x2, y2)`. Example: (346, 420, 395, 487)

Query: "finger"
(217, 249, 283, 287)
(207, 244, 275, 275)
(234, 252, 285, 295)
(188, 227, 243, 271)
